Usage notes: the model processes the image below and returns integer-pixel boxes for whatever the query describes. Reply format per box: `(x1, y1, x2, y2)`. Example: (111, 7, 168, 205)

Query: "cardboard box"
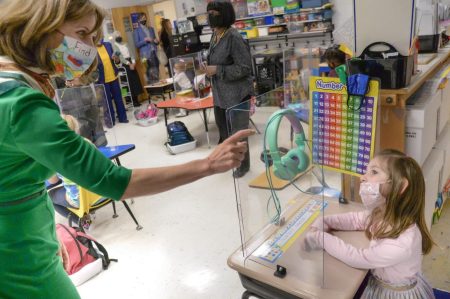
(439, 80, 450, 134)
(422, 148, 444, 230)
(433, 123, 450, 190)
(405, 85, 441, 165)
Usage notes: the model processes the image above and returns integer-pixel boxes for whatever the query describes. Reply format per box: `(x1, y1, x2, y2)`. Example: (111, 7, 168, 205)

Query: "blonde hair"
(0, 0, 105, 73)
(61, 114, 80, 134)
(366, 149, 434, 254)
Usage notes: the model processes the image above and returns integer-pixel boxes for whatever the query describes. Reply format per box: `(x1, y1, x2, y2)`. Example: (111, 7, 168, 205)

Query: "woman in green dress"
(0, 1, 252, 298)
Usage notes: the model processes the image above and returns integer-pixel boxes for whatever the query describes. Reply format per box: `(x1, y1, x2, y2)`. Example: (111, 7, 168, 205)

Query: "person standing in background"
(113, 31, 144, 107)
(133, 13, 160, 84)
(159, 18, 175, 77)
(97, 38, 129, 126)
(202, 0, 255, 178)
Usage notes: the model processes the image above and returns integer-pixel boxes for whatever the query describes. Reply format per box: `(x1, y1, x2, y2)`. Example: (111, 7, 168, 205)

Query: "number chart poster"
(309, 77, 379, 176)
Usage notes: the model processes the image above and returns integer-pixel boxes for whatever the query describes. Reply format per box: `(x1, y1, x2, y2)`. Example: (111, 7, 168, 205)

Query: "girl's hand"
(310, 216, 330, 232)
(303, 230, 324, 252)
(206, 129, 254, 174)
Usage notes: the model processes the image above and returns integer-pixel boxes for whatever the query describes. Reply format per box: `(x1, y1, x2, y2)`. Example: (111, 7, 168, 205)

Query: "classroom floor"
(59, 107, 450, 298)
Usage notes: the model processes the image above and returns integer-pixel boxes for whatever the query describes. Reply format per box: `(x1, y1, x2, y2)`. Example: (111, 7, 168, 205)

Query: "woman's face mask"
(50, 35, 97, 80)
(208, 12, 224, 28)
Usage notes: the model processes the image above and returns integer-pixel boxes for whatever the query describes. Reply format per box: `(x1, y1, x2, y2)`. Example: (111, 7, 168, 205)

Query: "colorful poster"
(309, 77, 379, 176)
(247, 0, 271, 16)
(231, 0, 248, 19)
(130, 13, 141, 30)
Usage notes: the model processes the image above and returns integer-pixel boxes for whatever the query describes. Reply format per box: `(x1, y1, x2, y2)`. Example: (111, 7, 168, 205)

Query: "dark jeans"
(215, 95, 251, 172)
(104, 79, 128, 124)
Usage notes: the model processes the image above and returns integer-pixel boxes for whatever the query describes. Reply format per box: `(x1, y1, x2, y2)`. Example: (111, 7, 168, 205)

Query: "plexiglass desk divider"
(55, 84, 118, 147)
(169, 53, 210, 99)
(226, 90, 341, 288)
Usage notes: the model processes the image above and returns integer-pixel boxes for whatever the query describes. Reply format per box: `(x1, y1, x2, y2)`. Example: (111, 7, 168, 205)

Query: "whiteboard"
(354, 0, 416, 56)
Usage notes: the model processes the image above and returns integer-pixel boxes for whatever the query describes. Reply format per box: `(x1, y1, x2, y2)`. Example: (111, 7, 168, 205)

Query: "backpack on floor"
(166, 121, 194, 146)
(56, 224, 117, 277)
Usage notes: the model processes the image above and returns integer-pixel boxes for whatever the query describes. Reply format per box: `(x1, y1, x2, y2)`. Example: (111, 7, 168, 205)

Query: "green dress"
(0, 79, 132, 298)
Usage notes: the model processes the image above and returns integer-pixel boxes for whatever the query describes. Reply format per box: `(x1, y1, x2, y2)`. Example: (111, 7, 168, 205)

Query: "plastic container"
(243, 27, 259, 39)
(264, 15, 274, 24)
(299, 12, 308, 21)
(418, 34, 440, 53)
(287, 22, 304, 33)
(254, 18, 265, 26)
(258, 27, 269, 36)
(301, 0, 329, 9)
(323, 9, 333, 19)
(137, 116, 158, 127)
(166, 139, 197, 154)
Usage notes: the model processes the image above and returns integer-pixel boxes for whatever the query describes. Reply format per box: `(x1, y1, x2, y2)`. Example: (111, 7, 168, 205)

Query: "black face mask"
(208, 13, 223, 28)
(140, 20, 147, 26)
(115, 37, 123, 43)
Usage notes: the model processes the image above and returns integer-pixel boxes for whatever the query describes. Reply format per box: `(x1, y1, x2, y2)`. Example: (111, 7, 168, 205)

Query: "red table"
(156, 96, 214, 147)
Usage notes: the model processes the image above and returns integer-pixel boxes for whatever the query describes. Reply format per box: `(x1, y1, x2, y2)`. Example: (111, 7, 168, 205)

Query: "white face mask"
(50, 35, 97, 80)
(359, 182, 387, 210)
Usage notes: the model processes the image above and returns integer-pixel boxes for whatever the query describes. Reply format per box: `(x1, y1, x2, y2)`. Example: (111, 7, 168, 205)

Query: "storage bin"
(347, 42, 414, 89)
(254, 18, 265, 26)
(137, 116, 157, 127)
(264, 15, 274, 24)
(405, 84, 441, 165)
(301, 0, 329, 9)
(323, 9, 333, 19)
(422, 148, 444, 230)
(258, 27, 269, 36)
(243, 27, 259, 39)
(418, 34, 440, 53)
(166, 139, 197, 154)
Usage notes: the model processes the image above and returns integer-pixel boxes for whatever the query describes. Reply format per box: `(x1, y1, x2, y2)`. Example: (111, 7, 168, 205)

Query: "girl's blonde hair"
(366, 149, 434, 254)
(0, 0, 105, 73)
(61, 114, 80, 134)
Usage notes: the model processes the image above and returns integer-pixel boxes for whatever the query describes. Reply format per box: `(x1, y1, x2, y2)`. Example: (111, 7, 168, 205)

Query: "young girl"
(305, 149, 435, 298)
(48, 115, 107, 227)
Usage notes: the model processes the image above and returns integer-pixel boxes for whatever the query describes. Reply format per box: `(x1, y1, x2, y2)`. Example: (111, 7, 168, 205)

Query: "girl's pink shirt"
(321, 211, 422, 284)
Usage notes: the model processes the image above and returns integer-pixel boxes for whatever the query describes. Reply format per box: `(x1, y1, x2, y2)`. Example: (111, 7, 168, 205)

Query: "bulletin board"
(309, 77, 379, 177)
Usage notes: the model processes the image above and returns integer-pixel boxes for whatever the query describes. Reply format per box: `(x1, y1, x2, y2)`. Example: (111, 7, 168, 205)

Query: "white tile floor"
(69, 109, 248, 299)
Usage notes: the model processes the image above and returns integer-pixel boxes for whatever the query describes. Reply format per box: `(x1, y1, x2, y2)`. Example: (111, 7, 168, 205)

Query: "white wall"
(152, 0, 177, 22)
(330, 0, 355, 52)
(92, 0, 156, 9)
(174, 0, 207, 18)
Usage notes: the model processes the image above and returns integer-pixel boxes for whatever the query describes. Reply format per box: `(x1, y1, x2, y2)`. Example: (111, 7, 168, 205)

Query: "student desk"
(144, 81, 174, 101)
(228, 195, 369, 299)
(156, 96, 214, 147)
(98, 144, 135, 166)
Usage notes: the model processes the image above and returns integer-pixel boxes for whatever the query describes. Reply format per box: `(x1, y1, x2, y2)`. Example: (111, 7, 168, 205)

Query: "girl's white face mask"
(359, 182, 387, 210)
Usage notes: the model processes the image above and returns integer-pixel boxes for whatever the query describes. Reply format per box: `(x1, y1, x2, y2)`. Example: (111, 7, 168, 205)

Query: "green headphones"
(265, 109, 309, 181)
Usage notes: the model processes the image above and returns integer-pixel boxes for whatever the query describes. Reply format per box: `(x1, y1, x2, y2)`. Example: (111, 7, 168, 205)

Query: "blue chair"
(434, 288, 450, 299)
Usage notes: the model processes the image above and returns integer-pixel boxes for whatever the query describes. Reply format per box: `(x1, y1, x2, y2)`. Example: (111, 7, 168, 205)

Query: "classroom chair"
(48, 185, 143, 231)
